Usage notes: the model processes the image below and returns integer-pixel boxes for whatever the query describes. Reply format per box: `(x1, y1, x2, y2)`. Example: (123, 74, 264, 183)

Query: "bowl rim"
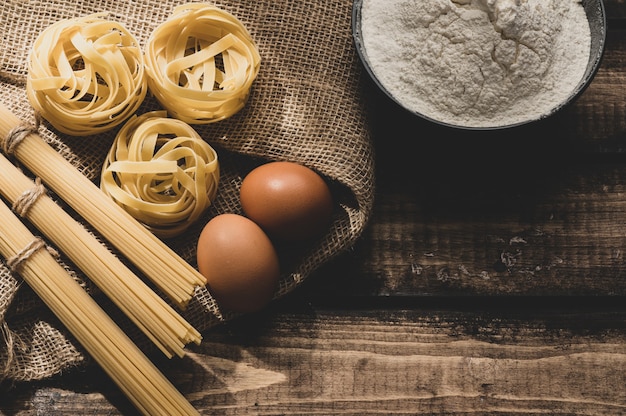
(351, 0, 608, 131)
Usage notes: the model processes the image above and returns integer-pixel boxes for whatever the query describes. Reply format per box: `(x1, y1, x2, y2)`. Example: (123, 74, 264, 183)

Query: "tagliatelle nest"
(144, 3, 261, 124)
(100, 111, 220, 239)
(26, 13, 147, 136)
(1, 0, 375, 386)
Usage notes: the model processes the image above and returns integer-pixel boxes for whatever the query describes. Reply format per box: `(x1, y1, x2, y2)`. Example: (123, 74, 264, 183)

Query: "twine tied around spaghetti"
(3, 117, 56, 271)
(2, 114, 41, 156)
(6, 238, 59, 273)
(1, 233, 58, 380)
(12, 177, 46, 217)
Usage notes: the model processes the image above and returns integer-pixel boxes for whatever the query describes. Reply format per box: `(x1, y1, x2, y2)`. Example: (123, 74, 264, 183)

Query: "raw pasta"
(101, 111, 220, 238)
(0, 103, 207, 309)
(0, 151, 202, 358)
(144, 3, 261, 124)
(0, 199, 199, 415)
(26, 13, 146, 135)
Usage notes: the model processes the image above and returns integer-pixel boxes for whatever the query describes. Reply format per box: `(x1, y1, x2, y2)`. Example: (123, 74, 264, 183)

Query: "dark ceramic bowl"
(352, 0, 606, 130)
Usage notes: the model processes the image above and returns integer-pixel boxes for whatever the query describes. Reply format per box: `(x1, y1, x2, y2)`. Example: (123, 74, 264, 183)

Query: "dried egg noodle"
(101, 111, 220, 239)
(0, 103, 207, 308)
(144, 3, 261, 124)
(26, 13, 146, 136)
(0, 152, 202, 359)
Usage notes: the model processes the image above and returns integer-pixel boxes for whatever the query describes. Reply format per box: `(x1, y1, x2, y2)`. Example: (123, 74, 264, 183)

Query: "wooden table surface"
(3, 2, 626, 415)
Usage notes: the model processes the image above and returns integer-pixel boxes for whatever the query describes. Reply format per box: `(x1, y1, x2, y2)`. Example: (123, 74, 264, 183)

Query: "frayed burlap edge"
(0, 0, 375, 382)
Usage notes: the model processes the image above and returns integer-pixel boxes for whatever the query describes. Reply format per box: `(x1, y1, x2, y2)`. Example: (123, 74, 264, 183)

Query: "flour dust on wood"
(360, 0, 591, 128)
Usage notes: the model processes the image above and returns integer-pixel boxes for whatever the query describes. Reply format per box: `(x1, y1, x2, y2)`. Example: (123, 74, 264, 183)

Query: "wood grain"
(299, 23, 626, 299)
(2, 1, 626, 415)
(2, 301, 626, 415)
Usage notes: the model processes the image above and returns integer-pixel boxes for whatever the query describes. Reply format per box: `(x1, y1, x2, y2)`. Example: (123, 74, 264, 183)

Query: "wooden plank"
(306, 162, 626, 297)
(605, 2, 626, 21)
(2, 302, 625, 415)
(2, 3, 626, 416)
(297, 25, 626, 298)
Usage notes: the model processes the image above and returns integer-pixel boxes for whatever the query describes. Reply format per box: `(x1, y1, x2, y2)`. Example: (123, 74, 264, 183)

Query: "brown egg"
(196, 213, 280, 313)
(240, 161, 334, 241)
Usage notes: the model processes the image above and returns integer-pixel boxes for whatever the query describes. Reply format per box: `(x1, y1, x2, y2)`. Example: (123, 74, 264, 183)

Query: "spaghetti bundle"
(144, 3, 261, 124)
(26, 13, 147, 135)
(0, 151, 201, 358)
(0, 199, 199, 415)
(0, 103, 206, 309)
(101, 111, 220, 239)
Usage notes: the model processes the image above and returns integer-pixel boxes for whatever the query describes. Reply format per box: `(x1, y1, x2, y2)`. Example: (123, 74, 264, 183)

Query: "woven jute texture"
(0, 0, 375, 382)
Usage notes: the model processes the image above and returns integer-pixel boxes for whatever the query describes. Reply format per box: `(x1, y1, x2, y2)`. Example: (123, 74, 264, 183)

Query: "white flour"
(360, 0, 591, 128)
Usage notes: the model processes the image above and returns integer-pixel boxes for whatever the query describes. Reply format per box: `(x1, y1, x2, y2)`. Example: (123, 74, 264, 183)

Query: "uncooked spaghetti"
(0, 103, 207, 309)
(0, 151, 201, 358)
(0, 199, 199, 415)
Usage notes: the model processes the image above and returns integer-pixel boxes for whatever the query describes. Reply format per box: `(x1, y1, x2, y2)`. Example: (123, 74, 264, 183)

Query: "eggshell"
(240, 161, 334, 241)
(196, 213, 280, 313)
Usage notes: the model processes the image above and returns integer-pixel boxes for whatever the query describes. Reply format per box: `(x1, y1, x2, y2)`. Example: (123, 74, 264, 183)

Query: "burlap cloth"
(0, 0, 374, 382)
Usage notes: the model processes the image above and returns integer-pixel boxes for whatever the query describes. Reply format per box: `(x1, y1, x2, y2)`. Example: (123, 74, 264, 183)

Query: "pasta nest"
(100, 111, 220, 239)
(144, 3, 261, 124)
(26, 13, 147, 136)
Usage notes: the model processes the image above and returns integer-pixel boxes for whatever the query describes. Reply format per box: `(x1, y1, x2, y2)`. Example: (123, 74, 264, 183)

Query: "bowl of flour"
(353, 0, 606, 130)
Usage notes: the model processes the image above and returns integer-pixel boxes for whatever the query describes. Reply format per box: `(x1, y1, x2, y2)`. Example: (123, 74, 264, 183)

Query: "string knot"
(12, 178, 46, 217)
(3, 115, 41, 156)
(6, 238, 58, 273)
